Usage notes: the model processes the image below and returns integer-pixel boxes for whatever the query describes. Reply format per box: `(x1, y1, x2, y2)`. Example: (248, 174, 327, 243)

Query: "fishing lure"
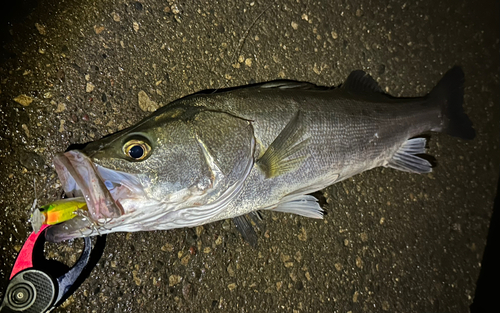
(31, 198, 87, 233)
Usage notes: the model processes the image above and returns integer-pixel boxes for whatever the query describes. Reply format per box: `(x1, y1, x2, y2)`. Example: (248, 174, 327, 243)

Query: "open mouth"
(42, 151, 147, 242)
(53, 151, 144, 222)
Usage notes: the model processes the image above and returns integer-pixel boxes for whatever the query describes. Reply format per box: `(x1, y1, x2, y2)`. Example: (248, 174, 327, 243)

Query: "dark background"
(1, 0, 499, 312)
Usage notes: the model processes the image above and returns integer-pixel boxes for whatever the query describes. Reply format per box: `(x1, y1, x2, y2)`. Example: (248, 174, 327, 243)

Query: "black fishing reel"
(3, 269, 55, 313)
(1, 225, 106, 313)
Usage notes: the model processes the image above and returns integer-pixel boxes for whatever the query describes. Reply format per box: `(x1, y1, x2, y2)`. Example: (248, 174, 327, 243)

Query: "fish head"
(47, 104, 255, 241)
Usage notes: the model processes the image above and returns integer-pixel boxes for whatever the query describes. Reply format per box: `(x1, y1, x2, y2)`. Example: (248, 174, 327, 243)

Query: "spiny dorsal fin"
(342, 70, 384, 94)
(256, 111, 309, 178)
(259, 80, 321, 90)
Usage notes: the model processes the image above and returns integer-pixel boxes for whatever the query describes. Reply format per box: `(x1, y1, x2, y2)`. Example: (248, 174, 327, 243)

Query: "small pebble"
(138, 90, 159, 112)
(86, 82, 95, 93)
(227, 264, 235, 277)
(356, 256, 363, 269)
(297, 227, 307, 241)
(305, 272, 311, 281)
(14, 94, 33, 106)
(215, 236, 222, 245)
(161, 243, 174, 252)
(276, 281, 282, 291)
(280, 254, 290, 263)
(35, 23, 46, 35)
(169, 275, 182, 286)
(58, 120, 65, 133)
(55, 102, 66, 113)
(334, 263, 342, 271)
(353, 291, 359, 303)
(171, 4, 180, 14)
(112, 12, 121, 22)
(181, 254, 190, 266)
(21, 124, 30, 137)
(196, 226, 204, 236)
(59, 296, 74, 308)
(132, 270, 142, 286)
(94, 25, 105, 34)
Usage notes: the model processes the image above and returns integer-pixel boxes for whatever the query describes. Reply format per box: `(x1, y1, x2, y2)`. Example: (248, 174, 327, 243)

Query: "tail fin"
(429, 66, 475, 139)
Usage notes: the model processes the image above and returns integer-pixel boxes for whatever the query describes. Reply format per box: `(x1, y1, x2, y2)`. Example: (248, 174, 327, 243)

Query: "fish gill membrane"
(44, 66, 475, 243)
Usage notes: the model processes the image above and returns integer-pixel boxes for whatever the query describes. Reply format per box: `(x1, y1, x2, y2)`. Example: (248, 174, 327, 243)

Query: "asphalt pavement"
(0, 0, 499, 312)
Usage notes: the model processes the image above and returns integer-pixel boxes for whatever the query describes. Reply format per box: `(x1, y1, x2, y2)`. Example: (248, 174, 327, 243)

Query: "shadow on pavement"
(470, 170, 500, 312)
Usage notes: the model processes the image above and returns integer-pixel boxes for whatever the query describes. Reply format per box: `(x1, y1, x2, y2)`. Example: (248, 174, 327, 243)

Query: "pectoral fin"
(256, 111, 309, 178)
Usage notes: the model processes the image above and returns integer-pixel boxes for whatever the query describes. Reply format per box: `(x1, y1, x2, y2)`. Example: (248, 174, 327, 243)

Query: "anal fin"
(256, 111, 309, 178)
(387, 138, 432, 173)
(273, 194, 324, 219)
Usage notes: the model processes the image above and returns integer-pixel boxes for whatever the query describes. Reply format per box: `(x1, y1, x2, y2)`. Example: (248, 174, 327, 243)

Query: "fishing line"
(217, 2, 275, 92)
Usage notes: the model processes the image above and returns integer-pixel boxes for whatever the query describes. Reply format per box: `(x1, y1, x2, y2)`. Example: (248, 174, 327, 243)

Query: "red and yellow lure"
(31, 198, 87, 233)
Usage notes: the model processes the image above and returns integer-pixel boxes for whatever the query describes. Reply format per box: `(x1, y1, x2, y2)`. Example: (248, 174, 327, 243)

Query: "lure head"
(30, 199, 87, 234)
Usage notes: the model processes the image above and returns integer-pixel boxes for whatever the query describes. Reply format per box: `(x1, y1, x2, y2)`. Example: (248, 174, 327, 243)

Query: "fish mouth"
(53, 150, 144, 222)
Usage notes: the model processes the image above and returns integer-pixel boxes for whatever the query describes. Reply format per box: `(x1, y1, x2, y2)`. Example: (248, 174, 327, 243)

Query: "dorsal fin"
(342, 70, 384, 94)
(259, 80, 325, 90)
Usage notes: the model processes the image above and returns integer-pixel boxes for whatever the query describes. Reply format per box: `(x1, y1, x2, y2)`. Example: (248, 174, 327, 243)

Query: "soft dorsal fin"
(342, 70, 384, 94)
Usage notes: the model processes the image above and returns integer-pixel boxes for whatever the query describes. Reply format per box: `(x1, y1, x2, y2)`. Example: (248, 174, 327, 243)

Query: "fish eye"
(123, 139, 151, 161)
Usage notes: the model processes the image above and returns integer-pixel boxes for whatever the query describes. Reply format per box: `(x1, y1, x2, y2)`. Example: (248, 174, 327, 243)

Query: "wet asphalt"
(0, 0, 499, 312)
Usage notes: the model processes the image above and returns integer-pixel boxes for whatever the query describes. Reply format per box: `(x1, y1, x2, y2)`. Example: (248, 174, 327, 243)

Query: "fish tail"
(428, 66, 475, 139)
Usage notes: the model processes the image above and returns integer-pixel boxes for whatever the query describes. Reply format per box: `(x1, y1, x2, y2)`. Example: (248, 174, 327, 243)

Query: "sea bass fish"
(46, 66, 475, 242)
